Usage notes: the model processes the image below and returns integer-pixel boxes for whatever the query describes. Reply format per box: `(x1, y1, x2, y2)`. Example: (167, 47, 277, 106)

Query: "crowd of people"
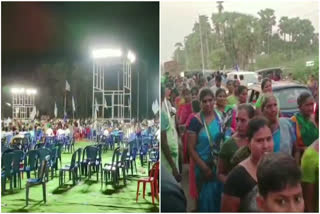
(1, 117, 160, 146)
(1, 118, 93, 142)
(161, 71, 319, 212)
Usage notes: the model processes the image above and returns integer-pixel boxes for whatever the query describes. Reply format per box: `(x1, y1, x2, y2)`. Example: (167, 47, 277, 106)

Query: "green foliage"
(255, 52, 319, 83)
(171, 3, 318, 74)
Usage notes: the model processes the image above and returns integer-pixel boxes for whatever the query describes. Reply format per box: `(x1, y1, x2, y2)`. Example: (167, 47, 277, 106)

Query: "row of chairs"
(1, 145, 60, 194)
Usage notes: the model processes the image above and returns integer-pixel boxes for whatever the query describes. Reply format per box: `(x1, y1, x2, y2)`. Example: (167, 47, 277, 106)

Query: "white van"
(227, 71, 259, 86)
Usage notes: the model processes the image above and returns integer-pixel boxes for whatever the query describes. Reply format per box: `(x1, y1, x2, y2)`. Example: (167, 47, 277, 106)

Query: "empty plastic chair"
(26, 157, 49, 206)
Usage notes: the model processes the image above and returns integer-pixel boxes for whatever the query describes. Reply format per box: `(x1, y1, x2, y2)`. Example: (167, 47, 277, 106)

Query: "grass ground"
(1, 141, 159, 213)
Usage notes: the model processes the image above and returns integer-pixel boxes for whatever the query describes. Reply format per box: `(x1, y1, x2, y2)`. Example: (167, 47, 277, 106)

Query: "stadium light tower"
(11, 87, 37, 120)
(91, 48, 135, 123)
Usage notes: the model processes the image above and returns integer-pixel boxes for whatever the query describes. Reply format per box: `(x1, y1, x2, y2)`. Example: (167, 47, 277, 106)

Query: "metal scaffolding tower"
(11, 88, 36, 120)
(92, 50, 133, 122)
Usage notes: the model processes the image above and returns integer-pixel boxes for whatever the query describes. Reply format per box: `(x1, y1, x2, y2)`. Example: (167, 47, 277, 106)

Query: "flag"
(152, 100, 159, 115)
(95, 99, 99, 112)
(65, 80, 71, 91)
(36, 109, 39, 117)
(104, 97, 108, 109)
(152, 100, 155, 114)
(235, 64, 239, 72)
(154, 99, 159, 114)
(30, 106, 36, 120)
(54, 102, 58, 118)
(72, 96, 76, 112)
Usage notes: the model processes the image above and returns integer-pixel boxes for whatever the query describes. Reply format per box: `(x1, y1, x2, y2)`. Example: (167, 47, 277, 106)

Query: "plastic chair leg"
(42, 182, 46, 203)
(123, 168, 126, 185)
(142, 182, 146, 199)
(72, 171, 76, 186)
(136, 181, 141, 202)
(10, 177, 13, 192)
(19, 173, 22, 189)
(59, 170, 62, 186)
(150, 181, 155, 204)
(134, 161, 137, 174)
(155, 180, 159, 200)
(96, 165, 99, 181)
(26, 184, 29, 206)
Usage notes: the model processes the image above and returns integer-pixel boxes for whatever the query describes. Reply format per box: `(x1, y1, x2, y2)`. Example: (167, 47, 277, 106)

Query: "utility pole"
(146, 74, 149, 119)
(137, 70, 139, 122)
(184, 38, 189, 72)
(199, 15, 205, 76)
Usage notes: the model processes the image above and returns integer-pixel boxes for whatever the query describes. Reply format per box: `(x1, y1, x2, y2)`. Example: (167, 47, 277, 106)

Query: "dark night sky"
(1, 2, 159, 119)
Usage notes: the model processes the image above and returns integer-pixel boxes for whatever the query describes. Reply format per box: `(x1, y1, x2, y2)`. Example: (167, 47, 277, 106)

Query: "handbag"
(200, 111, 222, 169)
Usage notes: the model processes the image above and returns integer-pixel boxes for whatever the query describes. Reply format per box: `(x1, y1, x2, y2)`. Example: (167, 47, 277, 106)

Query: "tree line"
(173, 3, 319, 72)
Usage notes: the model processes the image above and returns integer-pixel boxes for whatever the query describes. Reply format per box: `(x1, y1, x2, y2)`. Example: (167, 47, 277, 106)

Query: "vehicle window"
(248, 89, 260, 103)
(273, 87, 312, 109)
(244, 74, 258, 84)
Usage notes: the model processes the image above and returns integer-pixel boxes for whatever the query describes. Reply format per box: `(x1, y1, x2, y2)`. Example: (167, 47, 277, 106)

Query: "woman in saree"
(255, 78, 273, 115)
(291, 92, 318, 162)
(188, 88, 223, 212)
(217, 104, 255, 183)
(230, 85, 248, 131)
(178, 88, 193, 163)
(221, 117, 274, 212)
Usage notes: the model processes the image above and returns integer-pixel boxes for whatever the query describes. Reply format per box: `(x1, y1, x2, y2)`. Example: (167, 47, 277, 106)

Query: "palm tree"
(217, 1, 224, 14)
(174, 42, 183, 50)
(174, 42, 183, 67)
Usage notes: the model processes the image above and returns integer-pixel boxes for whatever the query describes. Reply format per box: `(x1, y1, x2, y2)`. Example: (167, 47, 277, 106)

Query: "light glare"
(92, 49, 122, 59)
(11, 88, 37, 94)
(26, 89, 37, 95)
(11, 88, 25, 94)
(127, 51, 136, 63)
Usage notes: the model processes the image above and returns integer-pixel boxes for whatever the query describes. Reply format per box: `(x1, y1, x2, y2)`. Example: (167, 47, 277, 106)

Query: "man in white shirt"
(210, 75, 222, 96)
(56, 127, 65, 136)
(64, 126, 71, 137)
(46, 127, 54, 137)
(103, 127, 109, 137)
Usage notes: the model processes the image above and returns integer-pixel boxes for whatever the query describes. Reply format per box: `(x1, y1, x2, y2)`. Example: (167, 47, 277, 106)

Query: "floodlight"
(92, 49, 122, 59)
(11, 88, 25, 94)
(127, 51, 136, 63)
(26, 89, 37, 95)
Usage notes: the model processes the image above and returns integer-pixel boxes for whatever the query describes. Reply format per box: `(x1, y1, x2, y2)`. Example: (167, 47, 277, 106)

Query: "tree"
(258, 8, 276, 55)
(217, 1, 224, 14)
(173, 42, 185, 71)
(172, 8, 317, 72)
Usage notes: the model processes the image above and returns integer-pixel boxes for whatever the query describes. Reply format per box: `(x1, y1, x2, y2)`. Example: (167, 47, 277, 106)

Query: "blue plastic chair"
(22, 150, 39, 179)
(11, 150, 24, 189)
(148, 149, 159, 174)
(117, 148, 128, 185)
(59, 150, 77, 186)
(102, 147, 121, 187)
(86, 146, 99, 180)
(2, 152, 14, 192)
(26, 156, 49, 206)
(139, 143, 149, 166)
(126, 140, 138, 175)
(37, 148, 51, 181)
